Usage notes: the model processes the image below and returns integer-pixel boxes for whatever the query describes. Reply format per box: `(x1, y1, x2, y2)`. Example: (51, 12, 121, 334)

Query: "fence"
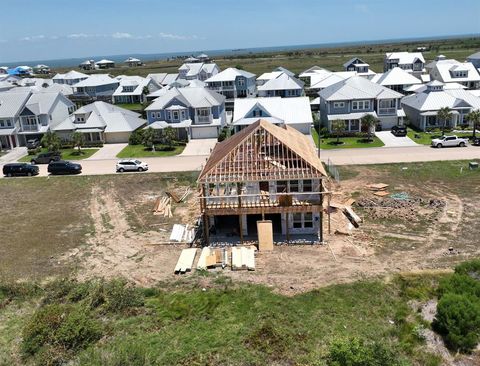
(325, 158, 340, 183)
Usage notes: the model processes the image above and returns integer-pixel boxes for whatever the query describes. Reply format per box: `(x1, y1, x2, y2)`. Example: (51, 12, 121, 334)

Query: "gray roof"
(257, 73, 304, 91)
(467, 51, 480, 60)
(319, 76, 403, 101)
(146, 87, 225, 110)
(24, 92, 74, 115)
(0, 91, 31, 118)
(205, 67, 255, 82)
(53, 101, 145, 133)
(74, 74, 118, 88)
(401, 86, 480, 112)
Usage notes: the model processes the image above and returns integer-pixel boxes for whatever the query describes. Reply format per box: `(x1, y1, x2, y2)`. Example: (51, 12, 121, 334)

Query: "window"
(293, 213, 302, 228)
(181, 110, 186, 119)
(333, 102, 345, 109)
(379, 99, 396, 109)
(198, 108, 209, 117)
(304, 213, 313, 228)
(156, 112, 161, 118)
(289, 180, 299, 192)
(253, 109, 263, 117)
(173, 111, 179, 120)
(352, 100, 370, 111)
(276, 181, 287, 193)
(303, 180, 312, 192)
(0, 120, 4, 127)
(238, 78, 245, 86)
(167, 111, 171, 120)
(349, 120, 360, 131)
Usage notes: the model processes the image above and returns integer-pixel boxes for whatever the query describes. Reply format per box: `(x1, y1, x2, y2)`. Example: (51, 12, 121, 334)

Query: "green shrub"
(0, 281, 40, 303)
(326, 338, 405, 366)
(22, 303, 102, 362)
(27, 147, 41, 155)
(77, 340, 153, 366)
(129, 129, 145, 145)
(437, 274, 480, 299)
(454, 259, 480, 279)
(432, 293, 480, 353)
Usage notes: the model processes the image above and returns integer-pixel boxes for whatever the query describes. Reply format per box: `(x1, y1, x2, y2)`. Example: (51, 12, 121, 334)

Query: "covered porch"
(421, 111, 459, 130)
(0, 128, 19, 150)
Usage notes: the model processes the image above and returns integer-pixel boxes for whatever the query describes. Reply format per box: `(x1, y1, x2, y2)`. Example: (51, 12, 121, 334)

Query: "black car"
(47, 161, 82, 175)
(391, 125, 408, 137)
(3, 163, 39, 177)
(473, 137, 480, 146)
(31, 151, 61, 164)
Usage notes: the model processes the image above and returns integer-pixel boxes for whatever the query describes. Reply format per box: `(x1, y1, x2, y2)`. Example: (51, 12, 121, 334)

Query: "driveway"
(0, 147, 27, 163)
(180, 138, 217, 156)
(320, 145, 480, 165)
(86, 143, 128, 160)
(375, 131, 418, 147)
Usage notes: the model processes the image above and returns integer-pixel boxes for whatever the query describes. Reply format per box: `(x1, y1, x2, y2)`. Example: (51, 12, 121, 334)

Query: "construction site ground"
(0, 160, 479, 295)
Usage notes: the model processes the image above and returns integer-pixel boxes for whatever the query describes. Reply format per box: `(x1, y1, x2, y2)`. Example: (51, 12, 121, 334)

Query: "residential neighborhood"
(1, 2, 480, 361)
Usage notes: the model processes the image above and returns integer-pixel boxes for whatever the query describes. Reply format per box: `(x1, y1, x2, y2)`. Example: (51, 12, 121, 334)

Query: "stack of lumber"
(197, 247, 227, 270)
(231, 247, 255, 271)
(153, 196, 173, 217)
(174, 248, 197, 274)
(366, 183, 390, 197)
(170, 224, 195, 243)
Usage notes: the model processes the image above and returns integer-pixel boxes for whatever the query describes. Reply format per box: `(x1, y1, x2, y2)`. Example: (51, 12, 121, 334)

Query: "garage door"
(105, 132, 130, 143)
(191, 126, 218, 139)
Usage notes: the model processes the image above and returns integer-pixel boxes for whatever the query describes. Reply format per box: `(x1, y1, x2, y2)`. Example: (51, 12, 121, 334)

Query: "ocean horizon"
(2, 33, 478, 69)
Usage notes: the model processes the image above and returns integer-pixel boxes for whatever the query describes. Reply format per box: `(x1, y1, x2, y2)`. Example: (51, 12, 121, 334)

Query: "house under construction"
(198, 119, 327, 245)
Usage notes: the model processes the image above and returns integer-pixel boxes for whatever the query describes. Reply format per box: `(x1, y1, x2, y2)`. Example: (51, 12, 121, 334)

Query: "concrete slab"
(86, 143, 128, 160)
(180, 138, 217, 156)
(375, 131, 418, 147)
(0, 147, 27, 163)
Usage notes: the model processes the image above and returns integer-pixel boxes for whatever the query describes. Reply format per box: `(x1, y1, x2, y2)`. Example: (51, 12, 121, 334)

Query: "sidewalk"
(0, 147, 27, 163)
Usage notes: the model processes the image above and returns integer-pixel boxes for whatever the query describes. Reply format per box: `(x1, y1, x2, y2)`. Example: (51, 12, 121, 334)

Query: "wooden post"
(328, 192, 331, 235)
(237, 183, 243, 244)
(203, 214, 209, 247)
(319, 189, 324, 244)
(286, 213, 290, 243)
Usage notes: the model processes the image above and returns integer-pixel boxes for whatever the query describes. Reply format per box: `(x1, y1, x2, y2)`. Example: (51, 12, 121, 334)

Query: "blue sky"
(1, 0, 479, 63)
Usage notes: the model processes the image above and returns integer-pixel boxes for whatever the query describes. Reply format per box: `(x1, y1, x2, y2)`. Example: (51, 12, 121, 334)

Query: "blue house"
(145, 87, 226, 139)
(71, 74, 119, 103)
(205, 68, 256, 100)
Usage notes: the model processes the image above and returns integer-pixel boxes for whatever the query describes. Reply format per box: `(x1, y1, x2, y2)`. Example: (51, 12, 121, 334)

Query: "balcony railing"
(21, 124, 39, 131)
(378, 108, 397, 115)
(196, 115, 212, 124)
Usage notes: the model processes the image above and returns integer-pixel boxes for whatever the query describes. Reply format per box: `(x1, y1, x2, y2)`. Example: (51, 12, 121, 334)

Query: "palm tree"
(71, 131, 85, 154)
(331, 119, 346, 144)
(437, 107, 452, 137)
(41, 131, 61, 152)
(466, 109, 480, 140)
(360, 114, 378, 142)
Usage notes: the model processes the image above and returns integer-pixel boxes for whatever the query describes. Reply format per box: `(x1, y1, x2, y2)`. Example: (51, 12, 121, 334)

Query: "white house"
(466, 51, 480, 69)
(205, 68, 256, 99)
(402, 81, 480, 131)
(429, 59, 480, 90)
(113, 76, 159, 104)
(371, 67, 422, 94)
(52, 70, 88, 85)
(124, 57, 142, 67)
(178, 62, 220, 81)
(257, 72, 304, 98)
(147, 73, 179, 87)
(71, 74, 120, 102)
(308, 71, 356, 96)
(53, 101, 146, 143)
(79, 60, 95, 70)
(95, 59, 115, 69)
(0, 91, 31, 149)
(232, 97, 313, 134)
(384, 52, 425, 75)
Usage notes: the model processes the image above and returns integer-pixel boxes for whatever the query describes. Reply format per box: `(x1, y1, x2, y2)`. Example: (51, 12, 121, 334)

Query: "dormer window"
(253, 109, 263, 117)
(75, 115, 86, 123)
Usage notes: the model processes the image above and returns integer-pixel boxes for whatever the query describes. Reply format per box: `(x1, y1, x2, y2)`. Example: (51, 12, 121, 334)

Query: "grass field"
(0, 273, 447, 365)
(116, 144, 185, 158)
(18, 148, 99, 162)
(312, 128, 384, 149)
(406, 128, 474, 145)
(52, 36, 480, 78)
(114, 103, 145, 111)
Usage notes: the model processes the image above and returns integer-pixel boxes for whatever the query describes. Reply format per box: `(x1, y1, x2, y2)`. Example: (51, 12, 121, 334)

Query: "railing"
(21, 124, 39, 131)
(209, 85, 235, 91)
(196, 115, 212, 124)
(378, 108, 396, 115)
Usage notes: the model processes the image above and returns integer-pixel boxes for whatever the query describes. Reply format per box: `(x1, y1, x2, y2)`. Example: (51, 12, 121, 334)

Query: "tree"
(360, 114, 378, 142)
(142, 127, 156, 151)
(331, 119, 346, 144)
(466, 109, 480, 140)
(71, 132, 85, 154)
(41, 131, 61, 152)
(438, 107, 452, 137)
(163, 126, 176, 149)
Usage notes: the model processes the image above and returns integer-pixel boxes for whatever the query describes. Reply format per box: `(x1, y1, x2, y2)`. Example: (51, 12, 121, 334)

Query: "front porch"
(421, 111, 459, 130)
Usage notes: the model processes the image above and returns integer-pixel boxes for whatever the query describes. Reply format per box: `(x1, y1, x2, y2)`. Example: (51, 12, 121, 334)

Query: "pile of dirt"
(355, 196, 446, 221)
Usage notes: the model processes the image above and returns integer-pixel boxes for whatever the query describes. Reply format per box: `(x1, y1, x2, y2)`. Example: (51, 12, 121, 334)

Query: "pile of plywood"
(174, 248, 197, 274)
(153, 196, 173, 217)
(197, 247, 227, 270)
(170, 224, 195, 243)
(231, 247, 255, 271)
(366, 183, 390, 197)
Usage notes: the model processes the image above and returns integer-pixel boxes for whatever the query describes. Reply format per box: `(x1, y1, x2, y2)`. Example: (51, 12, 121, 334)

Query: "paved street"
(320, 145, 480, 165)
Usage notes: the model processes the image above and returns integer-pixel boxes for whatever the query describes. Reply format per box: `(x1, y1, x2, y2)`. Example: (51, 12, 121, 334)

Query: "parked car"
(31, 151, 61, 164)
(116, 159, 148, 173)
(3, 163, 39, 177)
(473, 137, 480, 146)
(48, 161, 82, 175)
(431, 135, 468, 148)
(26, 138, 40, 149)
(391, 125, 407, 137)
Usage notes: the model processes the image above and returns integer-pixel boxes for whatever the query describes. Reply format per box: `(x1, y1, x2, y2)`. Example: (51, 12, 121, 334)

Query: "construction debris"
(174, 248, 197, 274)
(153, 196, 173, 217)
(373, 191, 390, 197)
(231, 247, 256, 271)
(366, 183, 389, 191)
(342, 206, 362, 228)
(166, 191, 181, 203)
(197, 247, 227, 270)
(170, 224, 195, 243)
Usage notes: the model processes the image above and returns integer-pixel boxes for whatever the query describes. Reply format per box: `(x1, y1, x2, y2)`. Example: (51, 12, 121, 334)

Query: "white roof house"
(178, 62, 220, 81)
(232, 96, 313, 134)
(53, 101, 146, 142)
(320, 76, 403, 101)
(257, 72, 304, 97)
(371, 67, 422, 93)
(113, 76, 157, 104)
(466, 51, 480, 68)
(95, 59, 115, 68)
(0, 90, 32, 119)
(124, 57, 142, 66)
(429, 59, 480, 89)
(402, 81, 480, 130)
(146, 87, 225, 111)
(384, 52, 425, 74)
(343, 57, 376, 78)
(205, 67, 255, 83)
(52, 70, 89, 85)
(309, 71, 356, 93)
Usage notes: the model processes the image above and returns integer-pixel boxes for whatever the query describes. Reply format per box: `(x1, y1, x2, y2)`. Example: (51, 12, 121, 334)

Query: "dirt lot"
(1, 161, 479, 295)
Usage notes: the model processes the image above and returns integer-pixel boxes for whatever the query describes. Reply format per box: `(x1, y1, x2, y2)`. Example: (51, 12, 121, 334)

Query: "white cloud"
(112, 32, 133, 39)
(67, 33, 91, 39)
(158, 32, 198, 40)
(20, 35, 45, 42)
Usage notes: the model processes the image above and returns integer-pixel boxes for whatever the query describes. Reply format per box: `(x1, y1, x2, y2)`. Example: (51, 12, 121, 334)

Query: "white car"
(431, 135, 468, 148)
(116, 159, 148, 172)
